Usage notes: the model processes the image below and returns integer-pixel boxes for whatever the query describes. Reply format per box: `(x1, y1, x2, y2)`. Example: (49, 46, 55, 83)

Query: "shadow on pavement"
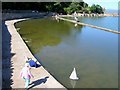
(28, 76, 49, 89)
(2, 21, 14, 89)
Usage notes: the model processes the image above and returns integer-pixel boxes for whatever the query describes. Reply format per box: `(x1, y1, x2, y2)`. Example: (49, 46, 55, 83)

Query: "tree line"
(2, 2, 104, 14)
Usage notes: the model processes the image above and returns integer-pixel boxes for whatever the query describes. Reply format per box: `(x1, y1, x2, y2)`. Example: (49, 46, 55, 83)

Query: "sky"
(84, 0, 119, 10)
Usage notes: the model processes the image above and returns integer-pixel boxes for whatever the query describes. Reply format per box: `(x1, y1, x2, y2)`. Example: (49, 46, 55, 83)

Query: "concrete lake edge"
(57, 16, 120, 34)
(4, 18, 67, 89)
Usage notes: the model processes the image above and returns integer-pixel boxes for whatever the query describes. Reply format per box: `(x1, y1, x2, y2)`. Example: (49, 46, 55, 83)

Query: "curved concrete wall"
(5, 18, 67, 89)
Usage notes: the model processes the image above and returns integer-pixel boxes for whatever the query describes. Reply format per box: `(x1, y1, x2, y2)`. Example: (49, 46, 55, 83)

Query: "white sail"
(69, 68, 79, 80)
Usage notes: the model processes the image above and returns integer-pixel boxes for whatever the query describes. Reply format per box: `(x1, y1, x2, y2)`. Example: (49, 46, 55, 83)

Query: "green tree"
(90, 4, 104, 14)
(64, 2, 81, 14)
(90, 4, 96, 13)
(2, 2, 104, 14)
(95, 4, 104, 14)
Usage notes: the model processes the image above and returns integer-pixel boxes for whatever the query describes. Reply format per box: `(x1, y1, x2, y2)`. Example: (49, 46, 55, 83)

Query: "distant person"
(73, 11, 77, 16)
(73, 12, 79, 22)
(20, 63, 34, 89)
(55, 14, 58, 20)
(55, 14, 60, 22)
(74, 17, 79, 22)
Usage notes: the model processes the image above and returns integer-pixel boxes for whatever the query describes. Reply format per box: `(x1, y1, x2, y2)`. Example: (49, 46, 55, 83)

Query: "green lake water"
(15, 17, 118, 88)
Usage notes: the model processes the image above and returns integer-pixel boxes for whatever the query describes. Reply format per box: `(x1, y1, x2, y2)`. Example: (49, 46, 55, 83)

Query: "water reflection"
(70, 80, 77, 88)
(15, 17, 83, 54)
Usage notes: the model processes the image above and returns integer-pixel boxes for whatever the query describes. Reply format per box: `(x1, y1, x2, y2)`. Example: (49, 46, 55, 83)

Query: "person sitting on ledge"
(26, 57, 41, 68)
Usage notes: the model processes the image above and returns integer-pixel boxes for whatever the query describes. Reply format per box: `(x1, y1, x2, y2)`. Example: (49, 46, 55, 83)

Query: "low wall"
(2, 11, 56, 21)
(57, 17, 120, 34)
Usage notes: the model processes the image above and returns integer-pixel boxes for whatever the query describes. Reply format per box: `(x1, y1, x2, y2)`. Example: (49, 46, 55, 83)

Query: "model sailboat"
(69, 68, 79, 80)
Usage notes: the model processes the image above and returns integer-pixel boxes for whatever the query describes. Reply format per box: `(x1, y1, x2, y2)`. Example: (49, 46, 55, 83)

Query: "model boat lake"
(15, 17, 118, 88)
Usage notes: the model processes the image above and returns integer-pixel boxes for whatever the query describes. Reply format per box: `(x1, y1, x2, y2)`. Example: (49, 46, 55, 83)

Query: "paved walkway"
(5, 19, 67, 89)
